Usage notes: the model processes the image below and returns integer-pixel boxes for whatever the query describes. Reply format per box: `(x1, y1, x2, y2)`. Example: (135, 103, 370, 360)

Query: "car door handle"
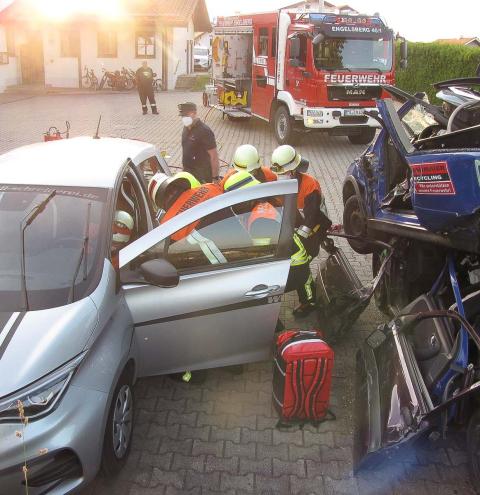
(244, 284, 280, 298)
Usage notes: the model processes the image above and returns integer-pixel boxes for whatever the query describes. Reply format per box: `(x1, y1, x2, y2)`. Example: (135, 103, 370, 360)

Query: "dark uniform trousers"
(139, 87, 157, 112)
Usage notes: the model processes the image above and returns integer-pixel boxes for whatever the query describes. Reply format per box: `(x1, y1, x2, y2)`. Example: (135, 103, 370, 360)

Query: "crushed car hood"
(0, 298, 98, 397)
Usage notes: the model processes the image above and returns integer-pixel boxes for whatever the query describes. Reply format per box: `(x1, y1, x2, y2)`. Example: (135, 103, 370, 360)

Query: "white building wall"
(43, 29, 79, 88)
(169, 20, 194, 89)
(80, 27, 162, 88)
(0, 25, 20, 91)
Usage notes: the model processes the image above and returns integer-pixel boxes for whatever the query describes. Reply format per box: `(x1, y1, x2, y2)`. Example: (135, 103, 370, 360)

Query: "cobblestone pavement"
(0, 92, 474, 494)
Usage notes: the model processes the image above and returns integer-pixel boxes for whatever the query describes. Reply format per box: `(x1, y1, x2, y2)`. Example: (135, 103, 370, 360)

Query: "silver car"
(0, 137, 296, 493)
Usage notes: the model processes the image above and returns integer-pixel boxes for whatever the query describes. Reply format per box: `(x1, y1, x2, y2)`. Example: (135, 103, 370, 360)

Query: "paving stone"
(273, 428, 304, 447)
(257, 415, 279, 430)
(197, 412, 228, 429)
(185, 471, 220, 491)
(257, 442, 289, 461)
(171, 453, 205, 472)
(185, 399, 214, 415)
(149, 468, 185, 489)
(239, 457, 273, 476)
(256, 474, 291, 495)
(178, 425, 210, 442)
(273, 458, 307, 478)
(167, 410, 198, 427)
(226, 414, 257, 430)
(165, 488, 201, 495)
(210, 426, 241, 443)
(304, 430, 335, 448)
(324, 476, 359, 495)
(306, 460, 341, 479)
(159, 438, 193, 456)
(290, 475, 325, 494)
(138, 452, 173, 471)
(192, 439, 224, 457)
(241, 427, 273, 445)
(148, 423, 180, 441)
(205, 455, 239, 474)
(219, 472, 255, 492)
(129, 486, 165, 495)
(289, 444, 322, 461)
(155, 398, 186, 413)
(225, 441, 256, 460)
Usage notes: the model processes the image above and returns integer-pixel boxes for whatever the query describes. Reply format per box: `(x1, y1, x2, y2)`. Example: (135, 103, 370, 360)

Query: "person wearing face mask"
(179, 102, 220, 184)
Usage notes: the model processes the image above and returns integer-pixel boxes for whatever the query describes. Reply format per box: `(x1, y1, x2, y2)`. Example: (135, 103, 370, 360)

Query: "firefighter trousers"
(138, 87, 157, 112)
(286, 262, 316, 305)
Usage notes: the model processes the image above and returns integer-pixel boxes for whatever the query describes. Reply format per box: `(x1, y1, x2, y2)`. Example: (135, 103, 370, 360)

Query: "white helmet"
(271, 145, 302, 174)
(112, 210, 134, 245)
(232, 144, 260, 173)
(148, 172, 169, 207)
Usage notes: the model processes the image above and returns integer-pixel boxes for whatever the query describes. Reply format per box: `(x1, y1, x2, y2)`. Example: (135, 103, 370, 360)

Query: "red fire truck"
(204, 10, 403, 145)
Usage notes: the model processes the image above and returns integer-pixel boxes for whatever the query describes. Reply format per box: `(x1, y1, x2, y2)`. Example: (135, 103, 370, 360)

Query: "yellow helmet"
(223, 171, 260, 192)
(232, 144, 261, 173)
(271, 145, 302, 174)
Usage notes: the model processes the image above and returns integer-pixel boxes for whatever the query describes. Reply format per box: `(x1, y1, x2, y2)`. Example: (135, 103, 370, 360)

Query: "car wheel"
(273, 105, 298, 145)
(101, 368, 134, 477)
(348, 128, 376, 145)
(343, 195, 374, 254)
(467, 409, 480, 492)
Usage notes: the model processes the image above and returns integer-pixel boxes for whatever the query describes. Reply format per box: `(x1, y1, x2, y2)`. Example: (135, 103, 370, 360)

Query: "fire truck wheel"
(273, 106, 297, 145)
(348, 128, 376, 145)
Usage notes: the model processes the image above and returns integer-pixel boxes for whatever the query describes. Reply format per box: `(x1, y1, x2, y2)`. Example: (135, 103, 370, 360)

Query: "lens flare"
(30, 0, 127, 21)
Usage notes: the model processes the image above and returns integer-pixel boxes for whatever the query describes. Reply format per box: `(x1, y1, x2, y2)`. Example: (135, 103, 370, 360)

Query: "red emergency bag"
(273, 330, 334, 424)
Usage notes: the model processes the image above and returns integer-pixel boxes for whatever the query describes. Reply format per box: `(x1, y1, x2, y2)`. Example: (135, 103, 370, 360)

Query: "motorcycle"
(121, 67, 137, 90)
(97, 68, 127, 91)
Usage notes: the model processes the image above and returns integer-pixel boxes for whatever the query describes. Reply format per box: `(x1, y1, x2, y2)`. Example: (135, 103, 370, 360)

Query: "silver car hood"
(0, 297, 98, 397)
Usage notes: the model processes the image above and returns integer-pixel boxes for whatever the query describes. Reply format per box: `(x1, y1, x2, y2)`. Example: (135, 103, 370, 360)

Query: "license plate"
(344, 109, 365, 117)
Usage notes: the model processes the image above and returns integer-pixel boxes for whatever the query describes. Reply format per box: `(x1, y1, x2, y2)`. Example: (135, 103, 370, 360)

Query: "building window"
(60, 30, 80, 57)
(98, 31, 117, 58)
(271, 27, 277, 57)
(258, 27, 268, 56)
(136, 32, 155, 58)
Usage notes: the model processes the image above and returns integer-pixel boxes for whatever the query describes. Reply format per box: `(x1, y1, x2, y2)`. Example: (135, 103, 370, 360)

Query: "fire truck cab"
(205, 10, 396, 145)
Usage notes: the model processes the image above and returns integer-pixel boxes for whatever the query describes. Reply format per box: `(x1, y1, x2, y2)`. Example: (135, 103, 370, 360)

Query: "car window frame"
(119, 180, 298, 270)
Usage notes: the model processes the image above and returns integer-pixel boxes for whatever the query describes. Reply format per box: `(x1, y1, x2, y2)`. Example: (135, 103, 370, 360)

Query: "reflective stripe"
(290, 233, 309, 266)
(187, 230, 227, 265)
(304, 273, 314, 301)
(252, 237, 272, 246)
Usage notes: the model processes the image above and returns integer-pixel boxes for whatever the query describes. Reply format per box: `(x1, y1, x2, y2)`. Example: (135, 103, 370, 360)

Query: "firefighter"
(220, 144, 277, 189)
(136, 61, 158, 115)
(149, 172, 224, 263)
(271, 145, 332, 260)
(224, 171, 314, 316)
(111, 210, 134, 269)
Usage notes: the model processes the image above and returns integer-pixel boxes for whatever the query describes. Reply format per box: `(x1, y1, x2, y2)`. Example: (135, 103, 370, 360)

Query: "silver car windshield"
(0, 184, 107, 311)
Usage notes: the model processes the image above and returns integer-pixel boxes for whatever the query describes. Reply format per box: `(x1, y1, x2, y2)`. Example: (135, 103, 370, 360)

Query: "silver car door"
(119, 180, 297, 377)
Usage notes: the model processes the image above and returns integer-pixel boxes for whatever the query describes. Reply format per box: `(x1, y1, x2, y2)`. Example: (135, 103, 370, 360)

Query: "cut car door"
(119, 180, 297, 377)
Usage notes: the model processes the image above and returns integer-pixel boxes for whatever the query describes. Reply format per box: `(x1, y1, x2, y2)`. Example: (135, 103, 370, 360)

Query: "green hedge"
(395, 42, 480, 102)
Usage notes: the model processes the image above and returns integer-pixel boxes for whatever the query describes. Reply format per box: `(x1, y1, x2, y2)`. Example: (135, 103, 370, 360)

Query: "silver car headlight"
(0, 352, 86, 422)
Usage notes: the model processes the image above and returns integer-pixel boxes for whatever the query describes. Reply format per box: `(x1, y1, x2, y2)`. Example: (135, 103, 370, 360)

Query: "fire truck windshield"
(313, 37, 393, 72)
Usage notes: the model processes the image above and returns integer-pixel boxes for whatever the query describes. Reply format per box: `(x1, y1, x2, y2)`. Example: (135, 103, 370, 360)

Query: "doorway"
(20, 31, 45, 85)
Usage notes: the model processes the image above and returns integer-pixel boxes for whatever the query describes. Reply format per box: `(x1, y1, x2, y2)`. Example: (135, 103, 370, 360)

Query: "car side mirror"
(140, 259, 179, 288)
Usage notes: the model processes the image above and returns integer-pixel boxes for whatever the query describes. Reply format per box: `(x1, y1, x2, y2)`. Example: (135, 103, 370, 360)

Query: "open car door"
(119, 180, 297, 377)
